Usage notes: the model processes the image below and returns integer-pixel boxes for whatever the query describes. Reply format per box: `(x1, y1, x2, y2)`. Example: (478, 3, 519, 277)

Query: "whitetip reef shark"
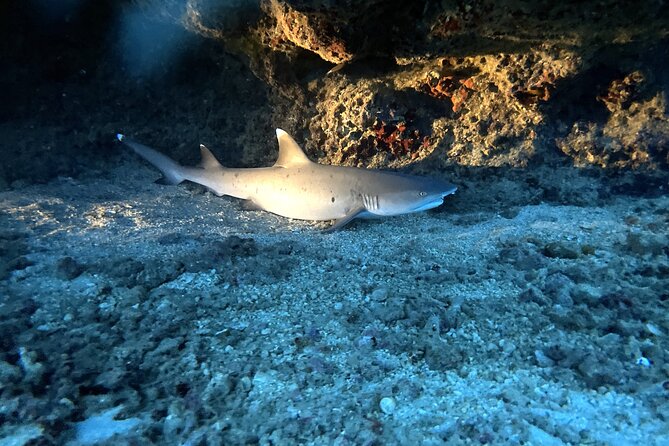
(117, 129, 457, 231)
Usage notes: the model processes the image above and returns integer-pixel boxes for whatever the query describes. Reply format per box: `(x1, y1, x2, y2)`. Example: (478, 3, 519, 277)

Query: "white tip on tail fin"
(118, 134, 186, 185)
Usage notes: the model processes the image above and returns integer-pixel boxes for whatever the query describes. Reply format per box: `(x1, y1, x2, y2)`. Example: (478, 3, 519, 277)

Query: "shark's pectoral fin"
(324, 207, 366, 233)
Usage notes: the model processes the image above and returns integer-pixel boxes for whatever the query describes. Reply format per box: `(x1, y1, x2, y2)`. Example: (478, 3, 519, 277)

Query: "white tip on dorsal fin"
(274, 129, 312, 167)
(199, 144, 223, 169)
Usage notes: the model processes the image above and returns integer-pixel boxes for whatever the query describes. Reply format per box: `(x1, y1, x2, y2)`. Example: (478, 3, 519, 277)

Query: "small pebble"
(379, 397, 397, 415)
(56, 256, 84, 280)
(542, 242, 579, 259)
(645, 323, 664, 336)
(370, 287, 388, 301)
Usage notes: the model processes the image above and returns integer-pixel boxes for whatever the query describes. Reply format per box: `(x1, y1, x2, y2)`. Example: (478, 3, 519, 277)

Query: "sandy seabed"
(1, 159, 668, 445)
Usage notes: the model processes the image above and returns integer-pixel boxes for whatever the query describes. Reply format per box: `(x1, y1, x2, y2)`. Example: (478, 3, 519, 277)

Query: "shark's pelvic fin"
(274, 128, 312, 168)
(199, 144, 223, 170)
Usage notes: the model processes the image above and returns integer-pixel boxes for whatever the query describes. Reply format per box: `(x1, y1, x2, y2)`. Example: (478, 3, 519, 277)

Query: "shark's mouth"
(412, 198, 445, 212)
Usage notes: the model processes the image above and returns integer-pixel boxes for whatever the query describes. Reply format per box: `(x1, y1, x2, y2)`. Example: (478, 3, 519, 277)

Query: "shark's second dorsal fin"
(274, 129, 312, 167)
(199, 144, 223, 169)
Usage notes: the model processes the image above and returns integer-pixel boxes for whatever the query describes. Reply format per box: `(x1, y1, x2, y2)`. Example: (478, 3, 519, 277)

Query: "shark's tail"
(117, 134, 186, 185)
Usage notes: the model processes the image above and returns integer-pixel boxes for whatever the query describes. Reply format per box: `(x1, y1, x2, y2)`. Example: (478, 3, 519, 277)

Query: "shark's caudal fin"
(117, 134, 187, 185)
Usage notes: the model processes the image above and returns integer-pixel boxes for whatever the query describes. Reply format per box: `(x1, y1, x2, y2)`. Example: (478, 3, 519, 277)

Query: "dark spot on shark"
(331, 196, 335, 203)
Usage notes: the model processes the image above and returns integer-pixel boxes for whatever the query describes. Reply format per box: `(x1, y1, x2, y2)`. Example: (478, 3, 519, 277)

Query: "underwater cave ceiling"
(1, 0, 669, 186)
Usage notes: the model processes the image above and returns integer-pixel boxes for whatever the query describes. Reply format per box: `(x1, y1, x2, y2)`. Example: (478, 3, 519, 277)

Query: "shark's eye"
(419, 191, 427, 197)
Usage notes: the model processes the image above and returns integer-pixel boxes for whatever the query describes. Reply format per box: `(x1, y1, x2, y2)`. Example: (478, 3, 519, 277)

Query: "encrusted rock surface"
(2, 0, 668, 187)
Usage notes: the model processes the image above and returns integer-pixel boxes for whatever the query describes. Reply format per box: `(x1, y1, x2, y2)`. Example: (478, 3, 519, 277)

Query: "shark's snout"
(415, 183, 457, 212)
(443, 185, 457, 197)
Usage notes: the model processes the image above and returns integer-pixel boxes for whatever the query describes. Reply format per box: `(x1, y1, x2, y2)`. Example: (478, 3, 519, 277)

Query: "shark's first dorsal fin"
(199, 144, 223, 169)
(274, 129, 312, 167)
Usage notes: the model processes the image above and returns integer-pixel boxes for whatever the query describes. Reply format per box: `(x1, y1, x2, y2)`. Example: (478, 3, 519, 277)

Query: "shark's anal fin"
(323, 206, 366, 233)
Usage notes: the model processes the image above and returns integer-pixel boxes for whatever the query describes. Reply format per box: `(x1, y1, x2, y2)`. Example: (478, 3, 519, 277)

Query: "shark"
(117, 129, 457, 231)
